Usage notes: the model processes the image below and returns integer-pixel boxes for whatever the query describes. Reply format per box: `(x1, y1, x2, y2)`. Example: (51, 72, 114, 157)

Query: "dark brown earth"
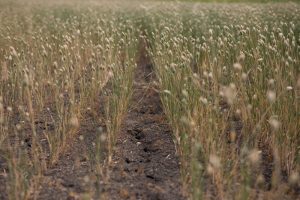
(0, 40, 185, 200)
(0, 151, 7, 200)
(0, 89, 108, 200)
(35, 103, 107, 200)
(29, 42, 185, 200)
(102, 44, 185, 200)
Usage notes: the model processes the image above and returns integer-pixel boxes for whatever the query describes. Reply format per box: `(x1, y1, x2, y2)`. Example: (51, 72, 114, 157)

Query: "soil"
(0, 152, 7, 200)
(1, 39, 296, 200)
(0, 41, 297, 200)
(35, 110, 106, 200)
(0, 92, 108, 200)
(102, 44, 185, 200)
(0, 38, 185, 200)
(24, 42, 185, 200)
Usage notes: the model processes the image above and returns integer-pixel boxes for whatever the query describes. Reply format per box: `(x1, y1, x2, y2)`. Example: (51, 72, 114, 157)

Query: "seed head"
(100, 134, 107, 142)
(256, 174, 265, 186)
(163, 90, 171, 95)
(7, 106, 12, 112)
(79, 135, 84, 141)
(200, 97, 208, 105)
(209, 154, 221, 169)
(108, 70, 114, 78)
(241, 73, 247, 81)
(238, 51, 245, 61)
(182, 89, 188, 97)
(269, 116, 281, 131)
(83, 175, 90, 183)
(268, 79, 275, 86)
(289, 171, 299, 186)
(230, 130, 236, 142)
(221, 83, 237, 105)
(267, 90, 276, 103)
(9, 46, 18, 57)
(70, 116, 79, 127)
(248, 149, 261, 165)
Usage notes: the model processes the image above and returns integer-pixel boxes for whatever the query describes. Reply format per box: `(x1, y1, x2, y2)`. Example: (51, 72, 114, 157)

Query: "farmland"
(0, 0, 299, 199)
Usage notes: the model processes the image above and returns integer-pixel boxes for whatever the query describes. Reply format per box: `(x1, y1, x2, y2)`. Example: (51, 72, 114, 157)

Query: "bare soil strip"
(103, 46, 185, 200)
(0, 153, 6, 200)
(0, 43, 185, 200)
(35, 99, 107, 200)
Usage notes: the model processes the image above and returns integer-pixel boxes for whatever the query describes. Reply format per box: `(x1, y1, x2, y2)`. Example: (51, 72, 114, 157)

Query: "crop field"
(0, 0, 299, 200)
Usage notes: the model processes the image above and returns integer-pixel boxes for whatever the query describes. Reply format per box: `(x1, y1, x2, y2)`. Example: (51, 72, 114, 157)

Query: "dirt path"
(103, 45, 185, 200)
